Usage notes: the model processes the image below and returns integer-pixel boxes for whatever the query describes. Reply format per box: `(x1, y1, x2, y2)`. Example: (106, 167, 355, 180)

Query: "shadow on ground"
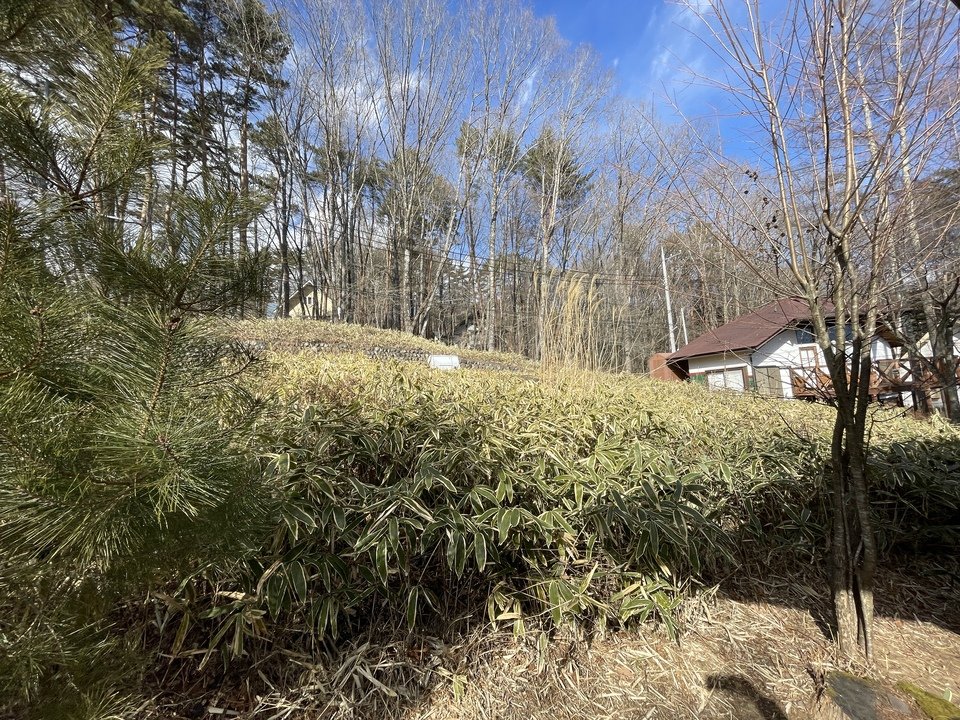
(716, 552, 960, 643)
(704, 674, 789, 720)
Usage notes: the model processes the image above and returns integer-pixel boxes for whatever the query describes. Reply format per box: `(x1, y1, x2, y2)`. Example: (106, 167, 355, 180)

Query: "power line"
(276, 215, 774, 308)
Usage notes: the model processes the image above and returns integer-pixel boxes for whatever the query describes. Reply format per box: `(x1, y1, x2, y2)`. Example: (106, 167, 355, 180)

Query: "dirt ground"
(194, 558, 959, 719)
(402, 570, 958, 720)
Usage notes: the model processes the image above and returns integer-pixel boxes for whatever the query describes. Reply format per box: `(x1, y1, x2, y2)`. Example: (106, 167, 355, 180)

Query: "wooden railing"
(789, 359, 915, 400)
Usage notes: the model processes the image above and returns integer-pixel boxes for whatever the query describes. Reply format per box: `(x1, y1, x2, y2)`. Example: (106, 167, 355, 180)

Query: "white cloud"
(518, 69, 538, 109)
(638, 0, 729, 117)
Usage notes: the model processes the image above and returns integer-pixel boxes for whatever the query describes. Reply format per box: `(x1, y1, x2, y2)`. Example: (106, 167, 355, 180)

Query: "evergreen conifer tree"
(0, 1, 273, 713)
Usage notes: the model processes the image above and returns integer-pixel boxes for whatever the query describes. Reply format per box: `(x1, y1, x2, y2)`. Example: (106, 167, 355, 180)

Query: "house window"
(829, 325, 854, 342)
(798, 345, 820, 369)
(797, 325, 852, 344)
(704, 368, 746, 392)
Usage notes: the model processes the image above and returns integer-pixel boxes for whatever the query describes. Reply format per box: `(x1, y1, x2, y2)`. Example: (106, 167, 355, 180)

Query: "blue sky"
(531, 0, 770, 160)
(531, 0, 713, 107)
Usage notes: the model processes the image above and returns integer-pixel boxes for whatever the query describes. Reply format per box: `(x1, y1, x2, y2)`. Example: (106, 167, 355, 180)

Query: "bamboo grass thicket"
(1, 338, 958, 714)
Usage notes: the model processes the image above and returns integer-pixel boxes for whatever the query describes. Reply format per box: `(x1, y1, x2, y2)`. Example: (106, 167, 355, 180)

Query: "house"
(285, 282, 334, 319)
(658, 297, 913, 403)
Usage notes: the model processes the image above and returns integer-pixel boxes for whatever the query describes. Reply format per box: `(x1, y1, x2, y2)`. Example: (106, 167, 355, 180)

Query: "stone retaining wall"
(240, 339, 528, 373)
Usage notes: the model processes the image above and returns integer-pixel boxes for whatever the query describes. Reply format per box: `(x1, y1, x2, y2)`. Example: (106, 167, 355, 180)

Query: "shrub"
(4, 341, 957, 714)
(158, 353, 960, 671)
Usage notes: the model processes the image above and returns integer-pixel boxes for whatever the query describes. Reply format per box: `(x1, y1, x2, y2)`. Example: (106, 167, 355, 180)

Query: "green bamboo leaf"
(446, 531, 459, 572)
(375, 539, 389, 585)
(286, 561, 308, 601)
(406, 586, 419, 631)
(548, 581, 562, 626)
(474, 532, 487, 569)
(578, 562, 598, 593)
(286, 503, 317, 528)
(404, 495, 435, 521)
(473, 485, 499, 505)
(231, 617, 244, 657)
(265, 574, 285, 618)
(495, 475, 508, 502)
(354, 529, 379, 554)
(497, 509, 512, 543)
(476, 507, 499, 523)
(550, 510, 576, 535)
(388, 517, 400, 551)
(313, 597, 329, 635)
(454, 533, 467, 577)
(436, 474, 457, 493)
(171, 613, 191, 655)
(328, 597, 340, 639)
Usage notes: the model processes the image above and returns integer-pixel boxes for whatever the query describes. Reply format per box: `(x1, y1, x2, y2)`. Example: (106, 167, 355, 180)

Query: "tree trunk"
(827, 350, 876, 659)
(198, 29, 209, 195)
(486, 208, 498, 352)
(400, 244, 412, 333)
(536, 211, 552, 361)
(165, 41, 179, 229)
(239, 104, 249, 254)
(279, 178, 291, 319)
(848, 440, 876, 657)
(829, 411, 860, 654)
(937, 356, 960, 420)
(138, 88, 157, 250)
(388, 232, 400, 329)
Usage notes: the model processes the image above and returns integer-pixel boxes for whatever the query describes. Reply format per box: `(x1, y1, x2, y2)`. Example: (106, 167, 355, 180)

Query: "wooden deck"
(789, 360, 917, 402)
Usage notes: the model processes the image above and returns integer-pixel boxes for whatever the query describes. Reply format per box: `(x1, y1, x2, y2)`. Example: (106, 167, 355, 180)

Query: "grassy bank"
(3, 345, 958, 717)
(229, 318, 534, 370)
(208, 351, 959, 662)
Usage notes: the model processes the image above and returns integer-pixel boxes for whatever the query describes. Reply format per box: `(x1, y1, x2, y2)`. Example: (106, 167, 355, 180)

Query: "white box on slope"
(428, 354, 460, 370)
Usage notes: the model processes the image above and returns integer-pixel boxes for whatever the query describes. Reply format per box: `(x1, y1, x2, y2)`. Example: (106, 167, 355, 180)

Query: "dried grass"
(228, 318, 533, 370)
(176, 560, 958, 720)
(404, 567, 957, 720)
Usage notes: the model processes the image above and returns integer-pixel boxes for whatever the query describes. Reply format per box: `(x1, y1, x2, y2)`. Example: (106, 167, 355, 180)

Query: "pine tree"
(0, 1, 272, 712)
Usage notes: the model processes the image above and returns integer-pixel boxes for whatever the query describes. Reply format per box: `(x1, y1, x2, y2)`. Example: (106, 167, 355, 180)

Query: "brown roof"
(669, 297, 830, 362)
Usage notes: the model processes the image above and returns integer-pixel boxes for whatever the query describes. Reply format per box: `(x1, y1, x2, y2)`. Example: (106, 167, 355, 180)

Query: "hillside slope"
(231, 318, 535, 371)
(230, 346, 960, 719)
(9, 321, 955, 720)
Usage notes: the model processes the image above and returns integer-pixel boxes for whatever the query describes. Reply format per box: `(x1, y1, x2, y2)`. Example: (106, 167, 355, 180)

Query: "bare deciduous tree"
(681, 0, 960, 657)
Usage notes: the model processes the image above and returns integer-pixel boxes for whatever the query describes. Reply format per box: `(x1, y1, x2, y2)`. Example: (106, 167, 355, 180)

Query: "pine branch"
(0, 305, 44, 381)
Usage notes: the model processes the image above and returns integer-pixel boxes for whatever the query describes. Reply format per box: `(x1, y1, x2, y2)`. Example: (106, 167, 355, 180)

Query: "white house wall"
(685, 329, 902, 399)
(288, 289, 334, 318)
(687, 352, 752, 375)
(753, 330, 898, 365)
(917, 332, 960, 358)
(753, 330, 817, 367)
(871, 338, 895, 361)
(751, 331, 808, 398)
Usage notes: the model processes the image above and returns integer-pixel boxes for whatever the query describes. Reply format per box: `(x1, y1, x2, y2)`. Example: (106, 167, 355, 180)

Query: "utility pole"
(660, 245, 677, 353)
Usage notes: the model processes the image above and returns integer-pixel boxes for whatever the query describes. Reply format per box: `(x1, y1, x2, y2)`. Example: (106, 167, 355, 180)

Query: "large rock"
(824, 672, 924, 720)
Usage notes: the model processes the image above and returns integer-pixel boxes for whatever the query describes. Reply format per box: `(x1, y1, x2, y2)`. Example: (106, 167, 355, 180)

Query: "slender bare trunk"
(486, 208, 498, 351)
(400, 243, 411, 333)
